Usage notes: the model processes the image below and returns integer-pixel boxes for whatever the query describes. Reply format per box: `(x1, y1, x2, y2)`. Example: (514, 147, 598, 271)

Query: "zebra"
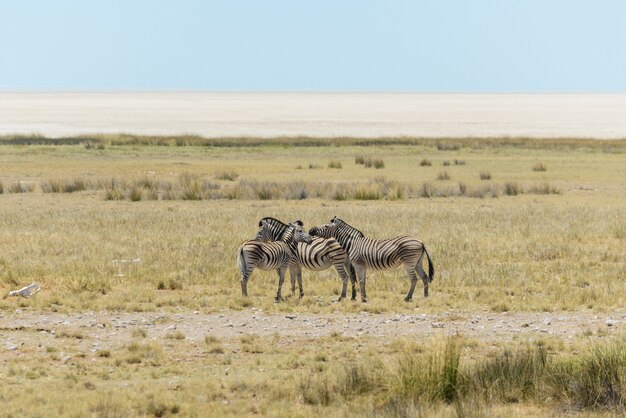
(308, 216, 434, 303)
(237, 219, 312, 302)
(256, 217, 357, 301)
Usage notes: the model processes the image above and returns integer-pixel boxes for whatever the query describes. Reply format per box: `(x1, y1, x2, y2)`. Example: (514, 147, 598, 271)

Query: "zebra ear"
(259, 219, 268, 227)
(294, 220, 304, 226)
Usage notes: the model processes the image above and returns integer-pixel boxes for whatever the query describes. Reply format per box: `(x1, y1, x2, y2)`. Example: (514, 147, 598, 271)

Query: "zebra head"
(254, 219, 275, 242)
(287, 222, 313, 244)
(308, 216, 340, 238)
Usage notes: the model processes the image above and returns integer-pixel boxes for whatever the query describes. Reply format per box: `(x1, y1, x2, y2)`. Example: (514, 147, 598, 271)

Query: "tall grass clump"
(355, 155, 366, 165)
(479, 171, 492, 180)
(8, 181, 35, 193)
(454, 159, 466, 165)
(527, 182, 561, 195)
(468, 344, 548, 403)
(436, 171, 451, 181)
(328, 160, 343, 169)
(391, 338, 462, 404)
(437, 143, 461, 151)
(533, 162, 548, 172)
(363, 158, 385, 169)
(0, 181, 3, 194)
(504, 182, 521, 196)
(215, 170, 239, 181)
(41, 178, 87, 193)
(420, 159, 432, 167)
(550, 339, 626, 411)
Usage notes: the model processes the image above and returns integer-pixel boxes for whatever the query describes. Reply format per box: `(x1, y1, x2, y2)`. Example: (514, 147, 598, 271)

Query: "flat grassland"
(0, 136, 625, 417)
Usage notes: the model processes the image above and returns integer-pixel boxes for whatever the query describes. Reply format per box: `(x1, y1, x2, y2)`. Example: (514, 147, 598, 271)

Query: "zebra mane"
(258, 217, 288, 228)
(335, 218, 365, 238)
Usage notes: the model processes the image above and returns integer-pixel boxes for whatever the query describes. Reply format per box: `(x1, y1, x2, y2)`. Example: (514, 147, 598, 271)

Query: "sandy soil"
(2, 310, 624, 358)
(2, 92, 626, 138)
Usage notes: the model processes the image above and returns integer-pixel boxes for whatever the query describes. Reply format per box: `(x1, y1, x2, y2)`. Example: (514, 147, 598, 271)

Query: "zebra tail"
(424, 246, 435, 282)
(237, 246, 247, 274)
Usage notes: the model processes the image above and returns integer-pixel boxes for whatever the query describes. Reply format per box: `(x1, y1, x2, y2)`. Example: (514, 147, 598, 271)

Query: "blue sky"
(1, 0, 625, 91)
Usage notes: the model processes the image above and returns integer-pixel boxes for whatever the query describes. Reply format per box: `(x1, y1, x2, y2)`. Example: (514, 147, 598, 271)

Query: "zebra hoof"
(337, 295, 346, 302)
(404, 297, 413, 302)
(351, 297, 357, 302)
(274, 297, 284, 303)
(361, 298, 368, 303)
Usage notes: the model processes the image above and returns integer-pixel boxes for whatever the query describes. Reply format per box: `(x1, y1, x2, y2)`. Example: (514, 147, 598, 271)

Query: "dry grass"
(0, 137, 624, 416)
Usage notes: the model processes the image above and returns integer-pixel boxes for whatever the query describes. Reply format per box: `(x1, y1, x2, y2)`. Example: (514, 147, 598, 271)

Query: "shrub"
(8, 181, 34, 193)
(442, 160, 451, 166)
(527, 182, 560, 195)
(215, 170, 239, 181)
(533, 163, 547, 172)
(354, 186, 381, 200)
(469, 344, 547, 403)
(454, 159, 466, 165)
(373, 159, 385, 169)
(129, 186, 143, 202)
(355, 155, 366, 165)
(0, 181, 3, 194)
(328, 160, 342, 169)
(420, 159, 432, 167)
(479, 171, 492, 180)
(419, 182, 435, 198)
(437, 143, 461, 151)
(436, 171, 451, 181)
(504, 182, 521, 196)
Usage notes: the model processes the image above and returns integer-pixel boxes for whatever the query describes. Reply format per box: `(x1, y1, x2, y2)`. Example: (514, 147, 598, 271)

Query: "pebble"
(431, 322, 444, 328)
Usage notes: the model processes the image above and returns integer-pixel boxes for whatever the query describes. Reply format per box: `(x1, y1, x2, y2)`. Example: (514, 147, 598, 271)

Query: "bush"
(527, 182, 560, 195)
(420, 159, 432, 167)
(436, 171, 451, 181)
(504, 182, 521, 196)
(442, 160, 450, 166)
(328, 160, 342, 169)
(533, 163, 547, 172)
(437, 143, 461, 151)
(373, 159, 385, 169)
(215, 170, 239, 181)
(479, 171, 492, 180)
(454, 159, 466, 165)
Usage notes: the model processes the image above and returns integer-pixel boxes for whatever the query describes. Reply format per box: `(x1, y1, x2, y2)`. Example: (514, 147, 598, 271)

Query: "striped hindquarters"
(238, 240, 291, 271)
(296, 237, 348, 271)
(353, 236, 424, 270)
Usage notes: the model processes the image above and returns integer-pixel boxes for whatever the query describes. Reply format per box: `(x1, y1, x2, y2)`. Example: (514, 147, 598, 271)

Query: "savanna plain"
(0, 135, 625, 417)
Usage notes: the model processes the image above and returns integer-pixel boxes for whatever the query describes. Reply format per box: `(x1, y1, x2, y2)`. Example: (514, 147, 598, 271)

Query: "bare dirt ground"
(2, 310, 624, 358)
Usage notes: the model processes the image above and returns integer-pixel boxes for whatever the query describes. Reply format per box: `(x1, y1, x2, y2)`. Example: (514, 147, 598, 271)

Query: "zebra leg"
(348, 263, 357, 301)
(354, 264, 368, 303)
(335, 262, 349, 302)
(240, 267, 253, 297)
(240, 272, 250, 297)
(416, 258, 430, 298)
(404, 264, 419, 302)
(274, 266, 287, 303)
(297, 265, 304, 298)
(289, 264, 298, 297)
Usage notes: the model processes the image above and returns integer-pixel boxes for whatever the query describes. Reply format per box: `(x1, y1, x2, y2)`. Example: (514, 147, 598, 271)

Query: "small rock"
(543, 319, 551, 326)
(285, 315, 297, 320)
(606, 320, 615, 327)
(431, 322, 445, 329)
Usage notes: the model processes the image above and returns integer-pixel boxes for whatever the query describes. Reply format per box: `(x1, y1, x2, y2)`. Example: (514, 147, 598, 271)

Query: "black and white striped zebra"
(309, 216, 434, 302)
(237, 220, 312, 302)
(256, 217, 357, 301)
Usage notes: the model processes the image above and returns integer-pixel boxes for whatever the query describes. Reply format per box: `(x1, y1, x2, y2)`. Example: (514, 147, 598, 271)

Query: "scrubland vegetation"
(0, 135, 625, 416)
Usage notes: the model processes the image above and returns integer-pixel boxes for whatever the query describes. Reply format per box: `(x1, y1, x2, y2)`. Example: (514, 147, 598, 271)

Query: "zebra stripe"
(257, 217, 356, 301)
(309, 216, 434, 302)
(237, 220, 312, 302)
